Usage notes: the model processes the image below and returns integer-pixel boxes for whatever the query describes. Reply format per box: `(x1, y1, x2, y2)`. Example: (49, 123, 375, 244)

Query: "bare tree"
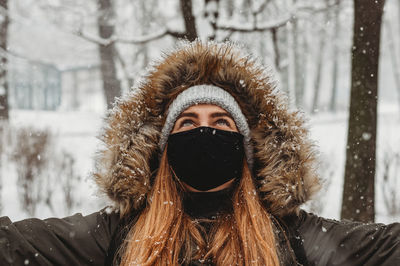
(311, 0, 330, 114)
(87, 0, 198, 103)
(380, 150, 400, 216)
(181, 0, 198, 41)
(0, 124, 3, 214)
(398, 0, 400, 54)
(0, 0, 9, 120)
(329, 0, 341, 112)
(13, 128, 50, 216)
(211, 0, 339, 109)
(97, 0, 121, 109)
(204, 0, 220, 40)
(384, 15, 400, 111)
(31, 0, 345, 113)
(58, 151, 80, 213)
(341, 0, 386, 223)
(292, 10, 307, 109)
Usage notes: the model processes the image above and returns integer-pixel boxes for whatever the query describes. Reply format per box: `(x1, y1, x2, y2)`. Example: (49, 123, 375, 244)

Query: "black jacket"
(1, 208, 399, 265)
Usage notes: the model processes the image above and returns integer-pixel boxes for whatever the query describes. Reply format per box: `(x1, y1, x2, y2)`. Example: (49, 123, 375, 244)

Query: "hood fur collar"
(94, 41, 320, 217)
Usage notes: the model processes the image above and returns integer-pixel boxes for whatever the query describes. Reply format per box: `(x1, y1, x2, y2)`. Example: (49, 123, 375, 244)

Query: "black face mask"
(167, 126, 245, 191)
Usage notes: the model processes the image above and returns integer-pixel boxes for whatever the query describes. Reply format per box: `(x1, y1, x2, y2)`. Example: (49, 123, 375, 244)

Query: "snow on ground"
(308, 103, 400, 223)
(1, 105, 400, 223)
(1, 110, 110, 221)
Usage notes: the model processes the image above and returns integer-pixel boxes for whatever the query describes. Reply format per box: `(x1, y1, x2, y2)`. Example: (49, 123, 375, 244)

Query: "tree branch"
(113, 46, 134, 88)
(215, 1, 341, 33)
(251, 0, 272, 16)
(72, 27, 186, 46)
(216, 14, 293, 33)
(271, 27, 280, 70)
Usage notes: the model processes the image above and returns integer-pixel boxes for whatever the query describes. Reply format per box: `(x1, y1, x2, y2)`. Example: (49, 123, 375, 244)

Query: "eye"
(215, 119, 231, 127)
(179, 119, 195, 128)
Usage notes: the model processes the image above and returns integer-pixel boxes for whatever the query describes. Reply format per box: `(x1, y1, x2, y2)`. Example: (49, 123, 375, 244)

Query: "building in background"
(8, 55, 104, 112)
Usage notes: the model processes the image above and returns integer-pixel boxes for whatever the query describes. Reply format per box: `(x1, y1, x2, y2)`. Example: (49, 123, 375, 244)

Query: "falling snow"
(0, 0, 398, 227)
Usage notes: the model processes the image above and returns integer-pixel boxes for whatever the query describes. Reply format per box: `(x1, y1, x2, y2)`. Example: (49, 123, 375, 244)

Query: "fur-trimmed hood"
(94, 41, 320, 217)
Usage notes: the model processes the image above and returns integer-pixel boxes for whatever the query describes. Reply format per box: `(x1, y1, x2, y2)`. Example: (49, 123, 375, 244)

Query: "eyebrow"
(177, 111, 234, 120)
(210, 112, 234, 119)
(177, 112, 198, 119)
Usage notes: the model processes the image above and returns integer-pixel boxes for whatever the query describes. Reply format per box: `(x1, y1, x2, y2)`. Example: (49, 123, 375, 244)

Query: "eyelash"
(216, 119, 231, 127)
(180, 119, 195, 127)
(178, 118, 231, 128)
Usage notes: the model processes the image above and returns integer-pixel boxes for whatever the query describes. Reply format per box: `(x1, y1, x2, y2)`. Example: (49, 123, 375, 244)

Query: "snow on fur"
(94, 41, 320, 217)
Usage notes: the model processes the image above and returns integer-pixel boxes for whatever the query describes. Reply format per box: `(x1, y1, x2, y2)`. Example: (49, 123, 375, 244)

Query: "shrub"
(380, 150, 400, 216)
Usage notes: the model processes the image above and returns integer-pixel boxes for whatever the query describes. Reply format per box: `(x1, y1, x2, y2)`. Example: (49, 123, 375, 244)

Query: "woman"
(1, 41, 399, 265)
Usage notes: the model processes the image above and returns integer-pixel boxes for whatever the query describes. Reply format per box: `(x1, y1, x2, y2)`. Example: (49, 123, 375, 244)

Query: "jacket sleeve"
(0, 207, 120, 266)
(296, 210, 400, 266)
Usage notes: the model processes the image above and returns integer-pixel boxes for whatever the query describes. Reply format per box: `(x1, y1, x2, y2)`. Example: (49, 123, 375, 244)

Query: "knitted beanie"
(159, 84, 253, 168)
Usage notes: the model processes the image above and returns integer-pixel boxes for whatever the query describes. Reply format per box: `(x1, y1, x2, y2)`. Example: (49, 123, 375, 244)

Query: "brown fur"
(94, 41, 320, 217)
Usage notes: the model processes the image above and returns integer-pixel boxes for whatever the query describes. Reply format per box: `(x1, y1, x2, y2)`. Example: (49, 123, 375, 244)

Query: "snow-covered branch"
(215, 1, 340, 34)
(296, 1, 341, 15)
(215, 14, 293, 33)
(73, 28, 186, 46)
(117, 29, 187, 44)
(0, 46, 55, 67)
(251, 0, 272, 16)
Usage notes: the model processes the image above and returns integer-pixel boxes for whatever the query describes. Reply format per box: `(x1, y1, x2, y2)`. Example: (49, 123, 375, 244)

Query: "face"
(171, 104, 239, 134)
(170, 104, 239, 192)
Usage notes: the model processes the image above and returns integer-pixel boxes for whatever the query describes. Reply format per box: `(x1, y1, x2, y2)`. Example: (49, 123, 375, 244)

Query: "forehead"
(180, 104, 229, 114)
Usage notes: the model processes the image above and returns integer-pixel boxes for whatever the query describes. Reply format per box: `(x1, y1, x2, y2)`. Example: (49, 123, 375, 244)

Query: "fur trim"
(94, 41, 320, 217)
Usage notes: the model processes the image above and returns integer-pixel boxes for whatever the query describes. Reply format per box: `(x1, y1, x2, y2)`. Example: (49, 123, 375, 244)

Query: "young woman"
(1, 42, 399, 265)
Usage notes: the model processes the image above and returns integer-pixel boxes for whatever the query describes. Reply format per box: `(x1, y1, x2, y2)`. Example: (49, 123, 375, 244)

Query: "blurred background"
(0, 0, 398, 223)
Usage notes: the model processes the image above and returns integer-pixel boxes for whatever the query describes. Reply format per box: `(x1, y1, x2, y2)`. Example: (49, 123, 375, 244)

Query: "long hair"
(120, 149, 280, 265)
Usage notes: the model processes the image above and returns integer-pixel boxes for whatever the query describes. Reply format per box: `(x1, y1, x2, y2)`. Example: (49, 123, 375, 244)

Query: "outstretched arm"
(0, 208, 120, 266)
(296, 211, 400, 266)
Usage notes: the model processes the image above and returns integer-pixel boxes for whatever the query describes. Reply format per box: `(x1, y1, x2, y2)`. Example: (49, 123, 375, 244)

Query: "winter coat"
(1, 208, 400, 265)
(1, 41, 399, 265)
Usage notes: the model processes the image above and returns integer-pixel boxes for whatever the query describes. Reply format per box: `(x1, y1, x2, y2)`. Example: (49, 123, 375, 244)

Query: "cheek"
(171, 124, 181, 133)
(227, 121, 239, 132)
(172, 124, 195, 133)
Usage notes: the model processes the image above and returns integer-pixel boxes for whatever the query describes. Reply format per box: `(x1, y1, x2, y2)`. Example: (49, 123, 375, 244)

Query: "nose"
(199, 121, 210, 127)
(198, 116, 212, 128)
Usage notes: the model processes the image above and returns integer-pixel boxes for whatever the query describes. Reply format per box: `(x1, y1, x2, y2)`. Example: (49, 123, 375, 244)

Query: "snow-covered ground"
(1, 110, 109, 221)
(307, 103, 400, 223)
(1, 105, 399, 223)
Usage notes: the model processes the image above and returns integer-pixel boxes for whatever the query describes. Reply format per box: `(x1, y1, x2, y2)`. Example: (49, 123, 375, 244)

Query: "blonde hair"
(120, 149, 280, 265)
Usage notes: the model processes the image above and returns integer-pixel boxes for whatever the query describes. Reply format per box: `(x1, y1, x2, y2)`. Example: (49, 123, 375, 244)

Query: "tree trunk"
(272, 24, 292, 98)
(180, 0, 198, 41)
(0, 0, 8, 206)
(293, 0, 307, 109)
(97, 0, 121, 109)
(293, 19, 305, 109)
(287, 22, 296, 107)
(0, 0, 9, 120)
(329, 0, 341, 112)
(385, 19, 400, 113)
(205, 0, 220, 41)
(311, 36, 326, 114)
(271, 28, 281, 72)
(311, 6, 329, 114)
(341, 0, 385, 223)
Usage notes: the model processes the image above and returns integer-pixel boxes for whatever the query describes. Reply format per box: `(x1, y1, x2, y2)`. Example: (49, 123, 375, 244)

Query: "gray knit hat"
(159, 84, 253, 168)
